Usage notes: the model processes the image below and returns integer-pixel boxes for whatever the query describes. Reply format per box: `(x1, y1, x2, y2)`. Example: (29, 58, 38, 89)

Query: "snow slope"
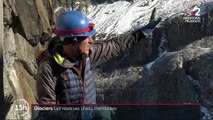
(88, 0, 212, 39)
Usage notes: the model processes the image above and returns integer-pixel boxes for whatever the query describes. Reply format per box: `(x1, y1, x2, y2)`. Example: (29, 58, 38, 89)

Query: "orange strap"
(36, 49, 46, 61)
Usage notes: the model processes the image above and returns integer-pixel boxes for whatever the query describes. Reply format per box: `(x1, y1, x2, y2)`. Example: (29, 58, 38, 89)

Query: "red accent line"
(32, 104, 200, 106)
(54, 28, 90, 35)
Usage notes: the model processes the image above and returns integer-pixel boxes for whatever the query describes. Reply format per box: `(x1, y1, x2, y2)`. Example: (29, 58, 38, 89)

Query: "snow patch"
(201, 106, 212, 120)
(88, 0, 213, 36)
(146, 61, 156, 69)
(145, 51, 167, 70)
(54, 7, 63, 13)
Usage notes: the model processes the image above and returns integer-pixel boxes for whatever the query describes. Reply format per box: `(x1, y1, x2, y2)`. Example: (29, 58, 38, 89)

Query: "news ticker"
(13, 99, 201, 120)
(33, 105, 117, 111)
(31, 104, 201, 120)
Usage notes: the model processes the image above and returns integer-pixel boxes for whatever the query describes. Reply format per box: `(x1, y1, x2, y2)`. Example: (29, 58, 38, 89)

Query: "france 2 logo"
(190, 5, 201, 16)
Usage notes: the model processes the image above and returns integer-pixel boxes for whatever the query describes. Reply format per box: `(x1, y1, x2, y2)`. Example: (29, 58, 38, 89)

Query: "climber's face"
(78, 37, 94, 55)
(63, 36, 94, 58)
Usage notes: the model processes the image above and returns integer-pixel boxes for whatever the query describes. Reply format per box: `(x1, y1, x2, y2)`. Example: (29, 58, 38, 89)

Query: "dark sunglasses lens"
(62, 39, 73, 45)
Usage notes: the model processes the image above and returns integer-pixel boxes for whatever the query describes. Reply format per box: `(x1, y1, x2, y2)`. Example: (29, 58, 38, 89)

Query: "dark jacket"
(36, 30, 145, 104)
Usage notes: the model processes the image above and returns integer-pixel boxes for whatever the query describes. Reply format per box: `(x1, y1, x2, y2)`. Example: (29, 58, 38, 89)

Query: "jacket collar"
(58, 57, 76, 68)
(53, 52, 78, 68)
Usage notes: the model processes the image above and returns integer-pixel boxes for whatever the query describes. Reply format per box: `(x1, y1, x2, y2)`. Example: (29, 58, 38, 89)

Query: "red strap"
(54, 23, 94, 35)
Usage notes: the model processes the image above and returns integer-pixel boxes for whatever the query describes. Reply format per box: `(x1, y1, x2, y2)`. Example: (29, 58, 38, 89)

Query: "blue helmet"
(54, 11, 96, 37)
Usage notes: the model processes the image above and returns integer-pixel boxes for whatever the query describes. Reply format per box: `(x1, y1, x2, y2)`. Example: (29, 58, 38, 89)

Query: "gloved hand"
(138, 8, 161, 38)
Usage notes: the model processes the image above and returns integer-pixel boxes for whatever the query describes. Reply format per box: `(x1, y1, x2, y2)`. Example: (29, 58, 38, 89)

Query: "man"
(36, 10, 161, 119)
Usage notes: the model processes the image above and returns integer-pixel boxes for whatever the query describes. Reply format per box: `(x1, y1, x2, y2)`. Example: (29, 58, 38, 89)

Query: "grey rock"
(15, 0, 41, 45)
(3, 0, 18, 26)
(15, 33, 37, 76)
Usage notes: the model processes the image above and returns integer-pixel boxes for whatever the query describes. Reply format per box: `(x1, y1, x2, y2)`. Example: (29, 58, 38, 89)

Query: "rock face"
(2, 0, 92, 119)
(3, 0, 58, 119)
(0, 0, 4, 118)
(2, 0, 213, 119)
(140, 38, 213, 104)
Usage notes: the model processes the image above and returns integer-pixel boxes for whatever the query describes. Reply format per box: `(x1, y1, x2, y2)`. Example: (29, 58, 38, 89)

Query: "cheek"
(80, 42, 89, 52)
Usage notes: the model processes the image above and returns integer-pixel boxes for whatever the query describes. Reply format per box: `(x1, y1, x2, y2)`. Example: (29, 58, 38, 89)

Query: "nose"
(88, 37, 94, 43)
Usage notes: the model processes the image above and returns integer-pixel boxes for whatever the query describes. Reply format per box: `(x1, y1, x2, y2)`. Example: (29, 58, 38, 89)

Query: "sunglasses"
(62, 37, 88, 45)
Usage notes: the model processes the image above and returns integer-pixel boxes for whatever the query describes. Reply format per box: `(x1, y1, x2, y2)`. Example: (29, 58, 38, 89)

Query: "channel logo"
(183, 5, 202, 23)
(13, 99, 30, 117)
(190, 5, 201, 16)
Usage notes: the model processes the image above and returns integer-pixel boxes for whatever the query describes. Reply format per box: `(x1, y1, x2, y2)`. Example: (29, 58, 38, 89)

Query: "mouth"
(88, 45, 91, 49)
(85, 46, 90, 52)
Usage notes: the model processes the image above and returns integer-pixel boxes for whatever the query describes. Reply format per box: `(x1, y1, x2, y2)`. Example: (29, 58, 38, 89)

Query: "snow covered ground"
(88, 1, 213, 119)
(201, 106, 212, 120)
(88, 0, 212, 38)
(87, 0, 213, 71)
